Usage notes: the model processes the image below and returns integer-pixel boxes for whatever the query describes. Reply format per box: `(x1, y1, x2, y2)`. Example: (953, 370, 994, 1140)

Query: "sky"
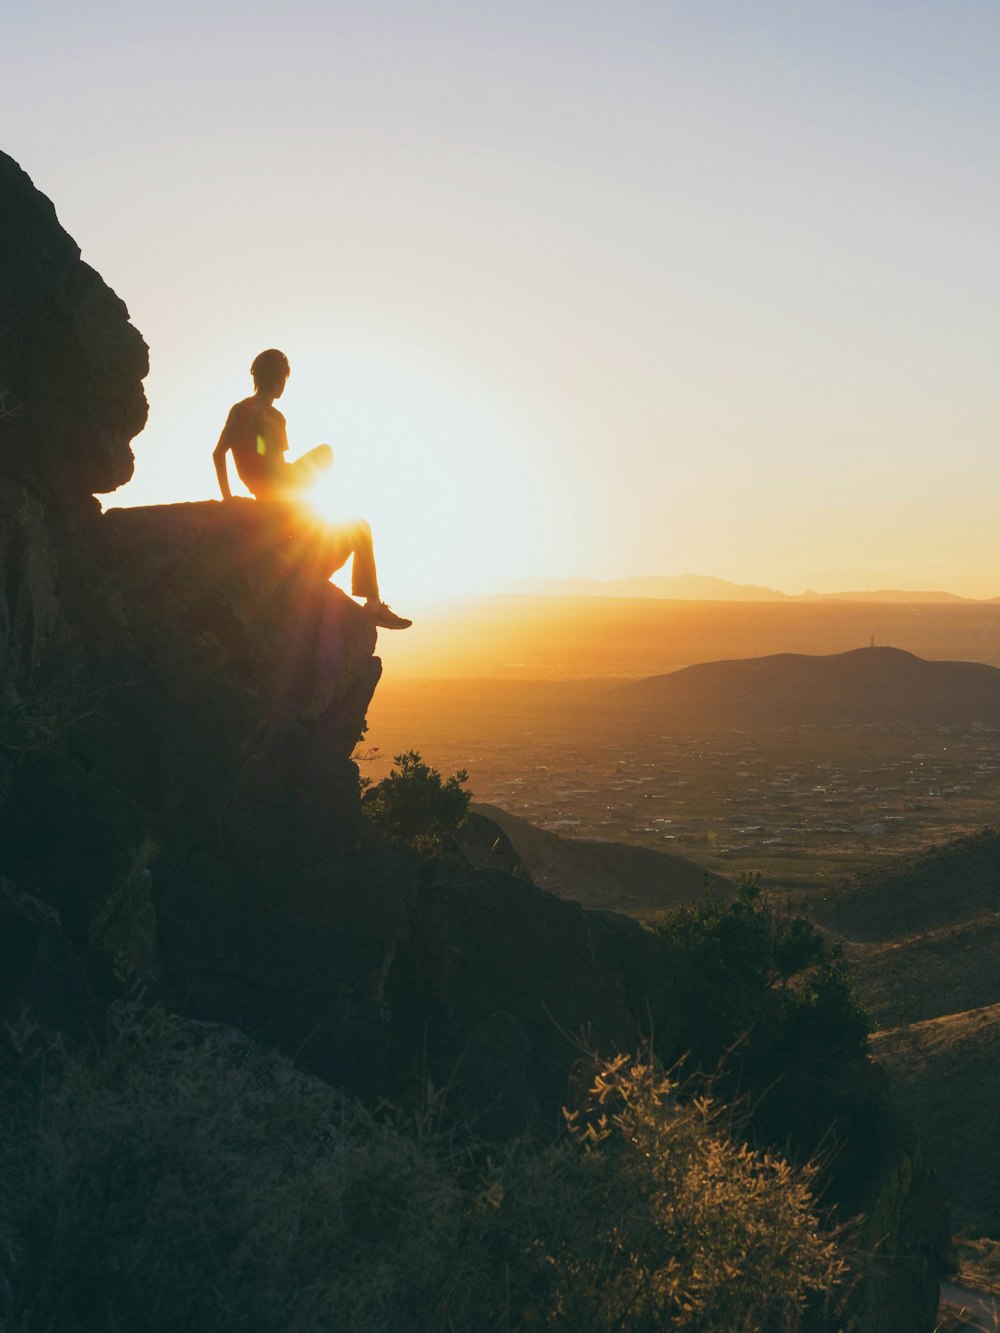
(4, 1, 1000, 601)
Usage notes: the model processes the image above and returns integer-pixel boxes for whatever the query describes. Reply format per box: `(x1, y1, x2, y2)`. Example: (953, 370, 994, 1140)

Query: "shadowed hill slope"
(848, 913, 1000, 1030)
(874, 1004, 1000, 1232)
(811, 829, 1000, 945)
(607, 646, 1000, 726)
(807, 827, 1000, 1236)
(472, 801, 730, 916)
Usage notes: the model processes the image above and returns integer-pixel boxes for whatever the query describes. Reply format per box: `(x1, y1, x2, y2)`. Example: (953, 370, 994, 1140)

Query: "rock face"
(99, 499, 382, 755)
(0, 491, 397, 1079)
(0, 151, 952, 1331)
(0, 151, 148, 500)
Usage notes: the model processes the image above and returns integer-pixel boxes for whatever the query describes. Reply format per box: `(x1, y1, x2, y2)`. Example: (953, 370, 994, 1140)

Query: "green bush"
(654, 876, 868, 1068)
(0, 1010, 847, 1332)
(363, 750, 470, 851)
(652, 876, 878, 1168)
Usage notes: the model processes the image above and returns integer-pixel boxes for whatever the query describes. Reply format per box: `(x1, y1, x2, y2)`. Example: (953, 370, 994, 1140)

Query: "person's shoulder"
(227, 396, 258, 421)
(223, 397, 263, 433)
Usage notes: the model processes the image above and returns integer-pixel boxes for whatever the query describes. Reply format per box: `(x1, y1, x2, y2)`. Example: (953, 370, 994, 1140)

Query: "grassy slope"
(808, 829, 1000, 943)
(805, 829, 1000, 1234)
(846, 913, 1000, 1030)
(874, 1004, 1000, 1233)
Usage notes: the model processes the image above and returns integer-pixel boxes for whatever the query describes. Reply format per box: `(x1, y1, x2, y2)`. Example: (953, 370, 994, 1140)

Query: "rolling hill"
(469, 793, 1000, 1238)
(606, 646, 1000, 725)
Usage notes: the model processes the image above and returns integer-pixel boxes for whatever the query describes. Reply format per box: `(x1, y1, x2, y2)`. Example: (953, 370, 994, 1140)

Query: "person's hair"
(250, 349, 290, 391)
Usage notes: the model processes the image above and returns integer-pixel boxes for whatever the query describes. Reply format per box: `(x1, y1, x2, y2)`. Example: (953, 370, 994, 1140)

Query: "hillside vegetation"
(0, 1010, 847, 1333)
(846, 914, 1000, 1030)
(811, 830, 1000, 944)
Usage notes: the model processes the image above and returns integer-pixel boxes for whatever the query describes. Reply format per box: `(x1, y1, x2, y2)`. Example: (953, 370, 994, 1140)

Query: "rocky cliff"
(0, 150, 951, 1331)
(0, 153, 148, 501)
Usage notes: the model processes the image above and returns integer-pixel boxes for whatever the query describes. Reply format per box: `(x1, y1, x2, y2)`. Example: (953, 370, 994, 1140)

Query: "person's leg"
(286, 444, 333, 493)
(343, 519, 379, 601)
(313, 514, 411, 628)
(308, 517, 378, 593)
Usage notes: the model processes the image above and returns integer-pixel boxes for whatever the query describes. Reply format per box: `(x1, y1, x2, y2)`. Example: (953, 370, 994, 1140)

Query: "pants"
(319, 518, 379, 601)
(285, 445, 333, 492)
(247, 445, 334, 501)
(250, 447, 378, 599)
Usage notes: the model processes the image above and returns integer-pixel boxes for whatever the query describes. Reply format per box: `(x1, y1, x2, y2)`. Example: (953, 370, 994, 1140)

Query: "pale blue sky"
(4, 1, 999, 597)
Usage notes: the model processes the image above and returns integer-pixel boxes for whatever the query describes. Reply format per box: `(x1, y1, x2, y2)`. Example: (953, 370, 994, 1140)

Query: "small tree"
(652, 875, 876, 1167)
(363, 750, 470, 851)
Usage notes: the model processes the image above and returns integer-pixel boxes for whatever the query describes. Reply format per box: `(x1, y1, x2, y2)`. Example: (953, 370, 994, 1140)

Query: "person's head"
(250, 348, 290, 397)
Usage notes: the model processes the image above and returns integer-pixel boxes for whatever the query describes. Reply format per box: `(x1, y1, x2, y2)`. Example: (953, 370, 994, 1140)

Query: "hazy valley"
(366, 668, 1000, 891)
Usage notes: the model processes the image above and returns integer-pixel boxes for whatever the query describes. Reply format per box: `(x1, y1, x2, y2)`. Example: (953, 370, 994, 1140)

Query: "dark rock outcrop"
(0, 487, 397, 1088)
(0, 151, 148, 500)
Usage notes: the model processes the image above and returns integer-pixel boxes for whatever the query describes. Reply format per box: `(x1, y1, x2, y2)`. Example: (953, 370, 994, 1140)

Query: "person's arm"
(213, 408, 238, 500)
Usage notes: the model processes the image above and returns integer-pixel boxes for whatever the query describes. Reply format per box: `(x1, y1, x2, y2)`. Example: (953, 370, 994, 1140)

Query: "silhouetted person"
(214, 349, 411, 629)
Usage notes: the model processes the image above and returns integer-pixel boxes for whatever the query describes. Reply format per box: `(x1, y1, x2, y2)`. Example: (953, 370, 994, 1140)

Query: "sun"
(300, 466, 455, 606)
(280, 345, 556, 606)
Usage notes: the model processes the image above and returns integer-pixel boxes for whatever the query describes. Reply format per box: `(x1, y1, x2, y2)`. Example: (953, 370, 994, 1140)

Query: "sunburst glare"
(279, 338, 556, 605)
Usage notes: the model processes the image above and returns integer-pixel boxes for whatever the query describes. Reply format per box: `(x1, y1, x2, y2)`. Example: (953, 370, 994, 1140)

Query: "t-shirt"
(223, 398, 289, 495)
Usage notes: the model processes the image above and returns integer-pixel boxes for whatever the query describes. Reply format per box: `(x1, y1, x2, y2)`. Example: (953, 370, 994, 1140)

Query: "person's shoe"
(365, 600, 412, 630)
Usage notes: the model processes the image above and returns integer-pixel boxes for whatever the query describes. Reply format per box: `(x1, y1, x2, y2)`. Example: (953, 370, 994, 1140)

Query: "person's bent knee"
(341, 516, 371, 538)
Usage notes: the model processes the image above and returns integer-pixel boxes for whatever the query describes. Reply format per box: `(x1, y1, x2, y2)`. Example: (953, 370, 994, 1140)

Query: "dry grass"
(954, 1237, 1000, 1296)
(936, 1284, 1000, 1333)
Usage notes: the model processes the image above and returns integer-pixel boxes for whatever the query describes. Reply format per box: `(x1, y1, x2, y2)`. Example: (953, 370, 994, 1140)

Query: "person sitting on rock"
(213, 348, 411, 630)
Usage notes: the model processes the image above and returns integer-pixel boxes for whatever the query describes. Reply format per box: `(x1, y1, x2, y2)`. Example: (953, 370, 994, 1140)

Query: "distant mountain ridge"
(607, 645, 1000, 725)
(510, 574, 979, 603)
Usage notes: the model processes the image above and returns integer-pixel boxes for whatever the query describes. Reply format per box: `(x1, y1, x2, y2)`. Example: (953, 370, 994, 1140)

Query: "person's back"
(214, 350, 295, 502)
(223, 393, 291, 500)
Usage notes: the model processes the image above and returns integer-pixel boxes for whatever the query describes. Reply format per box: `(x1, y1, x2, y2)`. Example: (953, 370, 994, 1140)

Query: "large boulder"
(0, 151, 148, 501)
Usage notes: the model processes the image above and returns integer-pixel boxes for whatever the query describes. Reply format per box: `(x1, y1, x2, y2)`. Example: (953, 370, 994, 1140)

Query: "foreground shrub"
(0, 1007, 473, 1333)
(0, 1009, 847, 1332)
(501, 1054, 848, 1331)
